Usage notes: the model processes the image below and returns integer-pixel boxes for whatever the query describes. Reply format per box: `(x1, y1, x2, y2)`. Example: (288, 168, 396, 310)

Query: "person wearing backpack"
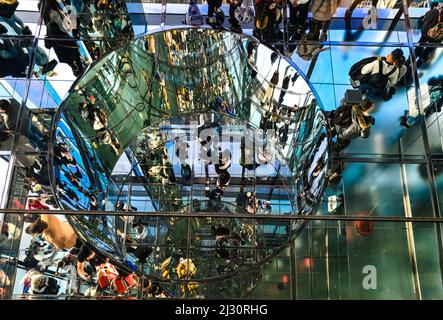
(330, 99, 375, 151)
(349, 49, 407, 101)
(227, 0, 242, 31)
(185, 0, 204, 26)
(414, 3, 443, 67)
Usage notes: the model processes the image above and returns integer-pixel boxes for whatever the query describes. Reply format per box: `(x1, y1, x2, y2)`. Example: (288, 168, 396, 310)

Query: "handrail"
(9, 208, 443, 223)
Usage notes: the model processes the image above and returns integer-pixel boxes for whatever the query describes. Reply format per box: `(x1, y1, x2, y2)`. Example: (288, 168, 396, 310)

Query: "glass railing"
(2, 212, 443, 299)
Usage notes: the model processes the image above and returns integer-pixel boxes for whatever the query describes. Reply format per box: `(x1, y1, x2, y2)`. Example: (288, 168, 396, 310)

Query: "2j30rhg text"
(175, 304, 268, 317)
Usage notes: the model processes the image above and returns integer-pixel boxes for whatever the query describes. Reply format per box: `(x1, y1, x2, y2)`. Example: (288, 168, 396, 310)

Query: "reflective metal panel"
(51, 26, 329, 282)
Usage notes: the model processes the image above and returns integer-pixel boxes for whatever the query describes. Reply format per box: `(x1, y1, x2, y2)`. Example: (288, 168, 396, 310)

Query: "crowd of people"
(77, 91, 122, 155)
(1, 0, 442, 299)
(1, 0, 442, 80)
(1, 0, 133, 79)
(0, 99, 46, 151)
(0, 1, 58, 78)
(16, 211, 141, 297)
(400, 2, 443, 128)
(327, 36, 438, 157)
(184, 0, 339, 58)
(186, 0, 323, 45)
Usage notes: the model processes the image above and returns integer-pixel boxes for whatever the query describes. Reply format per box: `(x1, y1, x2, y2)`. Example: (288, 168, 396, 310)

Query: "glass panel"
(1, 0, 443, 301)
(342, 162, 406, 217)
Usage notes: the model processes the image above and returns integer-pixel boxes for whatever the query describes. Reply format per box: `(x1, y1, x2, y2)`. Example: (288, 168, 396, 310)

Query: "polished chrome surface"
(51, 26, 329, 282)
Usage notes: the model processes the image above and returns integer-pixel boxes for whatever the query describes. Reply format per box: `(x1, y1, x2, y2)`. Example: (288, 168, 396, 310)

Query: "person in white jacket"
(360, 49, 407, 100)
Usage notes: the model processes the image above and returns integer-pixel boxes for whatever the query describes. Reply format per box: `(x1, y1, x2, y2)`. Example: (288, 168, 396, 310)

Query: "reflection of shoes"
(33, 160, 42, 172)
(230, 24, 241, 32)
(383, 89, 395, 101)
(229, 18, 241, 32)
(0, 24, 8, 34)
(41, 59, 58, 75)
(206, 17, 217, 26)
(46, 71, 58, 77)
(399, 116, 410, 128)
(22, 25, 32, 35)
(288, 23, 297, 33)
(135, 224, 147, 240)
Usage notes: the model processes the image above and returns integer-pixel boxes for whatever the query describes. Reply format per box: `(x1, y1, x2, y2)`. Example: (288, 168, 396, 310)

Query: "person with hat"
(358, 48, 407, 101)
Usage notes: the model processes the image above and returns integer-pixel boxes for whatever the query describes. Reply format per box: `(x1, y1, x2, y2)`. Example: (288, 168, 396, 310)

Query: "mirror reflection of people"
(76, 244, 106, 281)
(228, 0, 242, 31)
(0, 99, 44, 149)
(55, 253, 79, 295)
(27, 198, 50, 210)
(38, 0, 85, 77)
(329, 99, 375, 152)
(143, 279, 169, 298)
(414, 3, 443, 67)
(288, 0, 311, 40)
(29, 273, 60, 295)
(400, 75, 443, 128)
(115, 200, 137, 212)
(206, 0, 224, 26)
(278, 74, 291, 103)
(215, 149, 231, 174)
(212, 224, 241, 261)
(253, 0, 283, 41)
(0, 268, 10, 297)
(246, 192, 256, 214)
(0, 222, 20, 250)
(350, 49, 407, 101)
(25, 214, 78, 250)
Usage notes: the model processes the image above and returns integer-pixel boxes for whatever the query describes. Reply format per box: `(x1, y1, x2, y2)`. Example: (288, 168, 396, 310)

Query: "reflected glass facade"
(0, 0, 442, 300)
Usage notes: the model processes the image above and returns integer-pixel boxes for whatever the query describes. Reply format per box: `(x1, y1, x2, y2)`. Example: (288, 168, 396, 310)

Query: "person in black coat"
(38, 0, 84, 77)
(207, 0, 224, 26)
(329, 99, 375, 151)
(0, 35, 29, 78)
(278, 75, 291, 103)
(414, 3, 443, 67)
(288, 0, 311, 40)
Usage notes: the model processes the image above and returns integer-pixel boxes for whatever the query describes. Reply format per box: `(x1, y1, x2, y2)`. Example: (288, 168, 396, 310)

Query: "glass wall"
(1, 0, 443, 299)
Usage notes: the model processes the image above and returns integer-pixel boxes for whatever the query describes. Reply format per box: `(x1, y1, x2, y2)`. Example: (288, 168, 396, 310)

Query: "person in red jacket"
(27, 199, 50, 210)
